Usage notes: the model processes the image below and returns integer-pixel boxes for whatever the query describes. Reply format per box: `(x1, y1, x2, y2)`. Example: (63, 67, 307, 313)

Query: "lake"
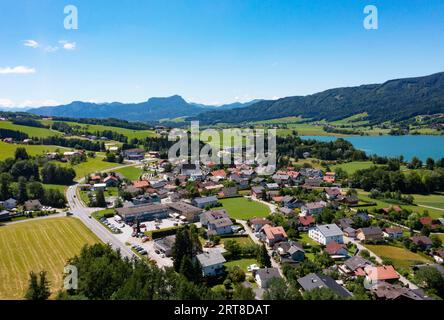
(301, 135, 444, 161)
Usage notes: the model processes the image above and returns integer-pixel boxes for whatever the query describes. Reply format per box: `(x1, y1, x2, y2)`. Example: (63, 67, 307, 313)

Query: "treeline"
(51, 122, 128, 143)
(351, 166, 444, 194)
(34, 136, 103, 151)
(51, 117, 154, 130)
(276, 136, 367, 161)
(0, 128, 29, 140)
(11, 118, 46, 128)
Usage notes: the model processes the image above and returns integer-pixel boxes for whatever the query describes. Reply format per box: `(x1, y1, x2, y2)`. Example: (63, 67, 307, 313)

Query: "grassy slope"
(0, 121, 61, 138)
(332, 161, 376, 175)
(0, 217, 100, 299)
(0, 141, 69, 160)
(57, 153, 120, 179)
(41, 120, 156, 140)
(115, 166, 143, 180)
(217, 197, 270, 220)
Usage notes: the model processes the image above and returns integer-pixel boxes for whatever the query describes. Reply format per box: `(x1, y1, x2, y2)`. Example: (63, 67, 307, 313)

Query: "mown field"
(217, 197, 270, 220)
(55, 153, 122, 179)
(0, 120, 61, 138)
(41, 120, 156, 140)
(365, 244, 432, 271)
(332, 161, 376, 175)
(0, 141, 69, 160)
(0, 217, 100, 299)
(413, 193, 444, 210)
(115, 166, 143, 180)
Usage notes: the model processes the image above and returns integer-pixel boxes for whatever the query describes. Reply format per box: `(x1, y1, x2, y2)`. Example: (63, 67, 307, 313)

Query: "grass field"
(357, 190, 444, 219)
(217, 197, 270, 220)
(365, 244, 432, 270)
(58, 153, 121, 179)
(41, 120, 156, 140)
(0, 121, 61, 138)
(0, 141, 69, 160)
(224, 258, 258, 272)
(220, 236, 254, 246)
(332, 161, 376, 175)
(115, 166, 143, 180)
(0, 217, 100, 299)
(413, 193, 444, 210)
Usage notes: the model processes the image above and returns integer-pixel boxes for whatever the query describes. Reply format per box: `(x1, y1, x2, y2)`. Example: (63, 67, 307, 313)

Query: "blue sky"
(0, 0, 443, 107)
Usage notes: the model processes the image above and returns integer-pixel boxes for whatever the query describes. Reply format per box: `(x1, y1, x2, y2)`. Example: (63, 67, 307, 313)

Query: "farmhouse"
(383, 227, 404, 239)
(24, 199, 42, 211)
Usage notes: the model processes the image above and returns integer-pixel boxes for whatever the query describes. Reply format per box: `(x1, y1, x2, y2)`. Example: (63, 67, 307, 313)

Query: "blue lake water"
(301, 135, 444, 161)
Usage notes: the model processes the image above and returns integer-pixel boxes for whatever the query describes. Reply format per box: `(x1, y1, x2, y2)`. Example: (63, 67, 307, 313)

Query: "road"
(344, 236, 419, 289)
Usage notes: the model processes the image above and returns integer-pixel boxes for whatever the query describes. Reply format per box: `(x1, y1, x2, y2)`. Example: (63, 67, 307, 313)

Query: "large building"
(167, 201, 203, 222)
(309, 224, 344, 245)
(115, 203, 169, 222)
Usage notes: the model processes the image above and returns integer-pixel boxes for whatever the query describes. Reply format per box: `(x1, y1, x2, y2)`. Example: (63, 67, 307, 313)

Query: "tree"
(28, 181, 45, 200)
(257, 244, 271, 268)
(232, 284, 255, 300)
(303, 287, 344, 300)
(430, 235, 443, 248)
(263, 278, 302, 300)
(172, 225, 202, 272)
(15, 147, 29, 160)
(224, 240, 241, 259)
(95, 189, 106, 207)
(414, 267, 444, 297)
(16, 176, 28, 204)
(426, 157, 435, 170)
(25, 271, 51, 300)
(0, 172, 12, 200)
(228, 266, 246, 283)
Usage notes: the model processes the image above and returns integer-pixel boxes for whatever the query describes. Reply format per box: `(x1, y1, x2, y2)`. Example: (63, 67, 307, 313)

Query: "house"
(24, 199, 42, 211)
(297, 273, 352, 298)
(364, 265, 399, 285)
(304, 177, 322, 188)
(181, 163, 201, 176)
(370, 282, 429, 300)
(433, 249, 444, 264)
(90, 174, 102, 183)
(324, 187, 342, 200)
(251, 186, 265, 198)
(273, 241, 305, 263)
(265, 183, 279, 190)
(218, 187, 238, 198)
(196, 251, 226, 277)
(123, 148, 145, 160)
(380, 205, 402, 215)
(323, 172, 336, 184)
(356, 226, 383, 242)
(324, 241, 348, 258)
(211, 169, 227, 180)
(301, 201, 327, 216)
(339, 256, 373, 277)
(297, 215, 315, 231)
(255, 267, 281, 288)
(279, 207, 294, 216)
(167, 201, 203, 222)
(261, 224, 288, 246)
(248, 217, 272, 232)
(419, 217, 437, 229)
(153, 235, 176, 256)
(3, 198, 17, 210)
(103, 175, 120, 187)
(336, 217, 354, 230)
(383, 227, 404, 239)
(272, 174, 290, 185)
(0, 210, 11, 222)
(308, 224, 344, 245)
(200, 209, 233, 236)
(93, 183, 107, 191)
(192, 196, 218, 209)
(339, 194, 359, 205)
(410, 236, 433, 250)
(115, 203, 169, 223)
(63, 151, 83, 159)
(343, 227, 356, 238)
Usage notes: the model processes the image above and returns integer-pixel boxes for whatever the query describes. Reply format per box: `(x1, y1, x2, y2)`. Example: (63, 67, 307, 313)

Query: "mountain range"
(28, 72, 444, 124)
(30, 96, 259, 122)
(192, 72, 444, 124)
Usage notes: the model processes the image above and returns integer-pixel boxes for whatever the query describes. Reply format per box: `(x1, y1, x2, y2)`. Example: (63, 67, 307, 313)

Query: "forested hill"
(192, 72, 444, 124)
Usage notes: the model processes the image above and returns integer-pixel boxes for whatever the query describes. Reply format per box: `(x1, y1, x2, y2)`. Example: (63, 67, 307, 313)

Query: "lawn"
(298, 232, 321, 247)
(58, 153, 121, 179)
(0, 141, 69, 160)
(224, 258, 258, 272)
(365, 244, 432, 271)
(220, 235, 254, 246)
(42, 184, 69, 193)
(217, 197, 270, 220)
(0, 217, 100, 299)
(41, 120, 156, 140)
(357, 190, 444, 219)
(0, 121, 61, 138)
(332, 161, 376, 175)
(115, 166, 143, 180)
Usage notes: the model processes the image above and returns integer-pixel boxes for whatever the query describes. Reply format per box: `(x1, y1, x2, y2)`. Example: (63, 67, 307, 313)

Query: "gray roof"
(316, 224, 344, 237)
(196, 251, 226, 267)
(116, 203, 168, 217)
(344, 255, 372, 271)
(193, 196, 218, 205)
(297, 273, 352, 297)
(256, 267, 281, 282)
(167, 201, 202, 215)
(210, 217, 233, 228)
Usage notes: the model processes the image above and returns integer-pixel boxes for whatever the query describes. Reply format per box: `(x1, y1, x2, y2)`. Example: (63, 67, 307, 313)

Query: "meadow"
(332, 161, 376, 175)
(115, 166, 144, 180)
(0, 120, 61, 138)
(0, 141, 69, 160)
(0, 217, 100, 299)
(365, 244, 432, 271)
(217, 197, 270, 220)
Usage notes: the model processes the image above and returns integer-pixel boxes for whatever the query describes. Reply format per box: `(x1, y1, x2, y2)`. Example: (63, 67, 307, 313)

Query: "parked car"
(155, 249, 160, 254)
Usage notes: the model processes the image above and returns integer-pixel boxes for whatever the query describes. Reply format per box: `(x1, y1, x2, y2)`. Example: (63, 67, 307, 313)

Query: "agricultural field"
(365, 244, 432, 271)
(413, 193, 444, 210)
(115, 166, 143, 180)
(217, 197, 270, 220)
(357, 190, 444, 219)
(57, 153, 121, 179)
(0, 120, 61, 138)
(0, 217, 100, 299)
(0, 141, 69, 160)
(332, 161, 376, 175)
(41, 120, 156, 140)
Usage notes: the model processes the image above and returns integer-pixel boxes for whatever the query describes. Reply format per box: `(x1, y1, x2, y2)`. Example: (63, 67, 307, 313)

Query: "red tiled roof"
(261, 224, 287, 241)
(364, 265, 399, 281)
(211, 169, 226, 177)
(325, 241, 346, 255)
(298, 215, 315, 226)
(132, 180, 150, 188)
(419, 217, 433, 226)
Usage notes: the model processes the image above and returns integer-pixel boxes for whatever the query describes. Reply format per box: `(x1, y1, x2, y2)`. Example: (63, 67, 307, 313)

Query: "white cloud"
(0, 98, 15, 108)
(23, 39, 39, 48)
(59, 40, 76, 50)
(0, 66, 36, 75)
